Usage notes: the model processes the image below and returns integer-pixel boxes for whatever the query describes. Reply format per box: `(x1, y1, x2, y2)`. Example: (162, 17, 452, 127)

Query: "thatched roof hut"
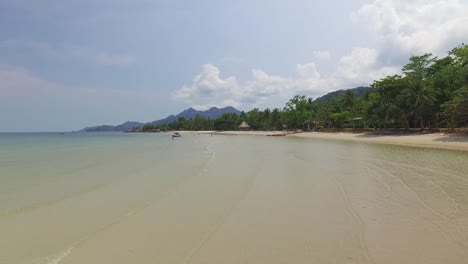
(238, 121, 251, 130)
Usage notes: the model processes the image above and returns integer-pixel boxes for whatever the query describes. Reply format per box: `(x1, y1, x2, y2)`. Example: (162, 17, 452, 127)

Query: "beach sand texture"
(292, 132, 468, 152)
(184, 130, 468, 151)
(1, 133, 468, 263)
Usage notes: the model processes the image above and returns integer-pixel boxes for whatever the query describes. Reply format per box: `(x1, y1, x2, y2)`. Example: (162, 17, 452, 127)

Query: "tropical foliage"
(133, 44, 468, 132)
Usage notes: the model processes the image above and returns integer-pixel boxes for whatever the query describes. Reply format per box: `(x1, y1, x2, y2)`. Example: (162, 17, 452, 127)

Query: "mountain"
(81, 106, 241, 132)
(314, 86, 374, 104)
(115, 121, 145, 131)
(151, 106, 241, 125)
(81, 121, 144, 132)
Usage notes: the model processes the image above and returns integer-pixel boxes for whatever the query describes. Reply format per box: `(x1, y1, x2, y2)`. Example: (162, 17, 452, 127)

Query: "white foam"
(43, 247, 73, 264)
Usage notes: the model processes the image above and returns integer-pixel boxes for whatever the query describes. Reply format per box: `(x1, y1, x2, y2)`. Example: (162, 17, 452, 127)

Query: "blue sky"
(1, 0, 467, 131)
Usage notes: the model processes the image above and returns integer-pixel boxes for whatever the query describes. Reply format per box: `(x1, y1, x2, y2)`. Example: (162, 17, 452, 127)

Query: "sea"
(1, 132, 468, 264)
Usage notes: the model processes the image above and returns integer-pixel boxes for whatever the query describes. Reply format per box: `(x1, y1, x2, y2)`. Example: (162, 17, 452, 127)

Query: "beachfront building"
(303, 120, 321, 131)
(238, 121, 251, 131)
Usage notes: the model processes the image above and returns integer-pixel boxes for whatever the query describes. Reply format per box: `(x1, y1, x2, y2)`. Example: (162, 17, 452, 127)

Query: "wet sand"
(1, 133, 468, 263)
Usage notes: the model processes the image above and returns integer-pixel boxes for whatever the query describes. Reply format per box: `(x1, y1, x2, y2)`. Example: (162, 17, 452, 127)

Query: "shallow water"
(1, 132, 468, 264)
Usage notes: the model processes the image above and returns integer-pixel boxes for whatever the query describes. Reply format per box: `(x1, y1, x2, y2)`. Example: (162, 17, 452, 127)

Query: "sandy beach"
(178, 130, 285, 136)
(178, 130, 468, 151)
(291, 132, 468, 151)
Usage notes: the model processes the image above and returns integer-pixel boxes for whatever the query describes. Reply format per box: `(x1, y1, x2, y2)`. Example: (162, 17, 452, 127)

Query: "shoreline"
(291, 132, 468, 152)
(177, 130, 468, 151)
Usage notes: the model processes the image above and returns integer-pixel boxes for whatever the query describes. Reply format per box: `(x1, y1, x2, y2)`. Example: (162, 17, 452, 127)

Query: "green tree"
(341, 90, 357, 112)
(450, 43, 468, 67)
(270, 108, 283, 130)
(247, 108, 261, 130)
(262, 108, 272, 130)
(401, 54, 437, 129)
(442, 86, 468, 127)
(331, 111, 351, 128)
(192, 114, 204, 130)
(283, 95, 309, 130)
(369, 75, 408, 128)
(317, 105, 332, 128)
(214, 113, 239, 131)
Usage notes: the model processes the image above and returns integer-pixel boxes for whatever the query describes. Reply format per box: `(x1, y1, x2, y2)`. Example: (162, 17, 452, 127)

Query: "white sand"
(177, 130, 468, 151)
(177, 130, 287, 136)
(291, 132, 468, 151)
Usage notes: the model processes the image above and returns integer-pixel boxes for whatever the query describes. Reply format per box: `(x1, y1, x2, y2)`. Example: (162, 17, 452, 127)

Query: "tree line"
(133, 44, 468, 132)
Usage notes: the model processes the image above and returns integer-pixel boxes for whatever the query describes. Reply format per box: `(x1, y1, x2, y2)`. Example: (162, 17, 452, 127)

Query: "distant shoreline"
(176, 130, 468, 152)
(178, 131, 287, 136)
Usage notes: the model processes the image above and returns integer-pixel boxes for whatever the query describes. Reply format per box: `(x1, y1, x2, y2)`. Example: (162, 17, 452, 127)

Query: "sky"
(1, 0, 467, 132)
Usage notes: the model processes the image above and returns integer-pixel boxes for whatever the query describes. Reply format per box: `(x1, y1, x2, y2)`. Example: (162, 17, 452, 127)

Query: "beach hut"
(238, 121, 251, 131)
(303, 120, 321, 131)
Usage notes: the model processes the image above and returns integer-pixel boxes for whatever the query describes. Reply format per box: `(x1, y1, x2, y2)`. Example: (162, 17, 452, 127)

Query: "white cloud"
(173, 0, 468, 110)
(352, 0, 468, 58)
(173, 53, 399, 109)
(312, 50, 331, 60)
(296, 63, 321, 79)
(173, 64, 240, 101)
(332, 47, 400, 84)
(246, 69, 293, 97)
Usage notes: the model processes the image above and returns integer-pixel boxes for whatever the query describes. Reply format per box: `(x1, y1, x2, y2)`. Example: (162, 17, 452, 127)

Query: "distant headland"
(80, 106, 241, 132)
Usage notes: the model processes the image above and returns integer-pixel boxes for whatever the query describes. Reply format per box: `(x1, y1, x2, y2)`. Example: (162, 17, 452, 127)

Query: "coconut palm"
(402, 81, 437, 129)
(341, 90, 357, 112)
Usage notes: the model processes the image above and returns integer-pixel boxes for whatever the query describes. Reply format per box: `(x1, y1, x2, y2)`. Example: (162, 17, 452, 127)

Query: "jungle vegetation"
(134, 44, 468, 132)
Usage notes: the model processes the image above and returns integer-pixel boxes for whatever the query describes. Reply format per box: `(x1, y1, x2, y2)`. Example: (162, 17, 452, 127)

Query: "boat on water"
(172, 132, 181, 139)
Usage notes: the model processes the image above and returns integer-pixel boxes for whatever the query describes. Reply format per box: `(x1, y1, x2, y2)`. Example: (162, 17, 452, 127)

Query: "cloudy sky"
(1, 0, 467, 131)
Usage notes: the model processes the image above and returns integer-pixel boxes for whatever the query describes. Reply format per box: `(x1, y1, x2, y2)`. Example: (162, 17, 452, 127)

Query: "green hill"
(314, 86, 373, 104)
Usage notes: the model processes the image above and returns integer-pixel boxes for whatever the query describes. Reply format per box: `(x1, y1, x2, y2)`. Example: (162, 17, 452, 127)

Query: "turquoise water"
(1, 132, 468, 264)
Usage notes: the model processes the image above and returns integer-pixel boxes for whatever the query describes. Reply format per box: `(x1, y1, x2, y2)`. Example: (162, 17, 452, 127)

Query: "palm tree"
(402, 81, 437, 129)
(341, 90, 357, 112)
(306, 97, 313, 110)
